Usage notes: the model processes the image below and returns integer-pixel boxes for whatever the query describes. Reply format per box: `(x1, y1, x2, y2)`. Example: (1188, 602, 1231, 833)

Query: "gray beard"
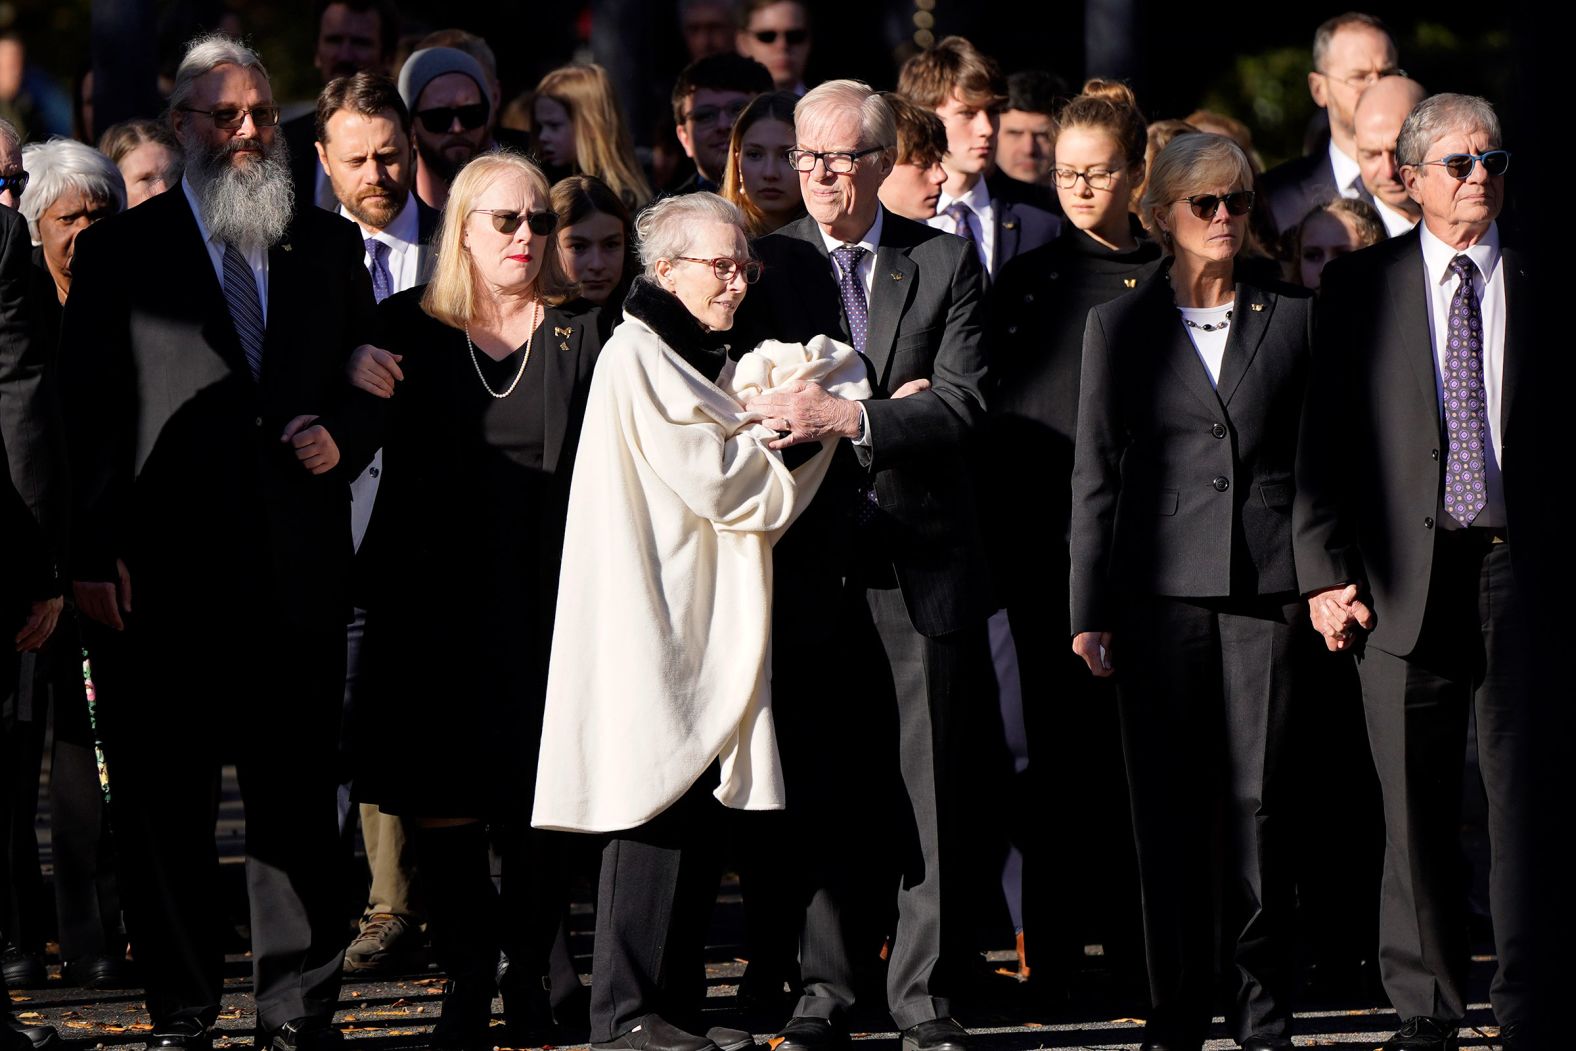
(185, 135, 295, 251)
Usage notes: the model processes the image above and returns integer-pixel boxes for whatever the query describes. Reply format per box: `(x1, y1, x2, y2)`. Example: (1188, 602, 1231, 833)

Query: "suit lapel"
(1215, 282, 1274, 406)
(1382, 231, 1439, 419)
(1143, 275, 1225, 415)
(171, 193, 251, 377)
(994, 200, 1018, 276)
(865, 243, 917, 388)
(1499, 246, 1530, 453)
(261, 229, 302, 391)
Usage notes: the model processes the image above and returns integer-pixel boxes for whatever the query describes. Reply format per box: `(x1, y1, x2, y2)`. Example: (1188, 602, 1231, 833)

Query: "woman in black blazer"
(348, 153, 601, 1050)
(1068, 134, 1314, 1051)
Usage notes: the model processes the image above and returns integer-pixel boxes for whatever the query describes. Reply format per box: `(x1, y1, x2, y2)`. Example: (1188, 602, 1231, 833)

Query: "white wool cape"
(531, 317, 871, 833)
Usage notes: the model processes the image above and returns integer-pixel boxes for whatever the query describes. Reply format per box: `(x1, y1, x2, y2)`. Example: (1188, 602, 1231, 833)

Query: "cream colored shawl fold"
(531, 318, 870, 833)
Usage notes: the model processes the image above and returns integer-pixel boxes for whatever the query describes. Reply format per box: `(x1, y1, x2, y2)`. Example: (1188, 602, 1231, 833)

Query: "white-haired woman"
(531, 192, 868, 1051)
(1068, 133, 1315, 1051)
(345, 151, 599, 1049)
(18, 138, 125, 306)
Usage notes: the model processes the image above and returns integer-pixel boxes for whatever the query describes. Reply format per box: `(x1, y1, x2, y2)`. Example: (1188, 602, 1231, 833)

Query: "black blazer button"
(1211, 423, 1227, 439)
(1212, 476, 1229, 492)
(1023, 293, 1034, 303)
(1424, 516, 1435, 529)
(255, 416, 263, 427)
(1431, 448, 1440, 460)
(1007, 325, 1018, 335)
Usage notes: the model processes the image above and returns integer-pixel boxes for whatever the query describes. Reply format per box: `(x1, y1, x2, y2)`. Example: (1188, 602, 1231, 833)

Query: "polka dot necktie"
(365, 237, 393, 304)
(1443, 254, 1487, 526)
(832, 244, 868, 354)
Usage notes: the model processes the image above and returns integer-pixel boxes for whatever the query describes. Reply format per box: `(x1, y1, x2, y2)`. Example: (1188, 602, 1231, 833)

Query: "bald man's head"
(1355, 75, 1427, 216)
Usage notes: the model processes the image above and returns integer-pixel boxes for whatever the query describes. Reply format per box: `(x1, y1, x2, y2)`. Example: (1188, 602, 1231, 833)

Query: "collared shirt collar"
(1327, 138, 1363, 196)
(935, 174, 992, 219)
(817, 207, 883, 259)
(1372, 195, 1418, 237)
(1419, 218, 1499, 287)
(344, 191, 420, 256)
(182, 176, 216, 248)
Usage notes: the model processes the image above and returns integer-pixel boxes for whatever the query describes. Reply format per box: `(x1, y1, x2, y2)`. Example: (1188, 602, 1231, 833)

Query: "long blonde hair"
(529, 64, 653, 210)
(422, 152, 576, 328)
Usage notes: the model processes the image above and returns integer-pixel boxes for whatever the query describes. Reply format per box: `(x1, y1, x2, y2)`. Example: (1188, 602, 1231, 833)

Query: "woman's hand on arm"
(347, 344, 404, 398)
(1072, 630, 1114, 677)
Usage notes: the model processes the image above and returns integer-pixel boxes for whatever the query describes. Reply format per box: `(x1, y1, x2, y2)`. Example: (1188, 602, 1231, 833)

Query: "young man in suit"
(1260, 12, 1397, 235)
(59, 35, 379, 1051)
(1295, 94, 1547, 1051)
(897, 36, 1058, 281)
(737, 79, 991, 1051)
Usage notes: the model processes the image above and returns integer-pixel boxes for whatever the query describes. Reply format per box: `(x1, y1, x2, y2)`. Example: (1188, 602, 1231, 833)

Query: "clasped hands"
(747, 377, 930, 450)
(1306, 583, 1375, 651)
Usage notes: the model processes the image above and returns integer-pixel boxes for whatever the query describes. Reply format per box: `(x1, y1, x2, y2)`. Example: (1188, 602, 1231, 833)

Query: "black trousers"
(1114, 593, 1303, 1047)
(777, 575, 980, 1030)
(1356, 533, 1540, 1029)
(588, 775, 723, 1043)
(86, 613, 347, 1032)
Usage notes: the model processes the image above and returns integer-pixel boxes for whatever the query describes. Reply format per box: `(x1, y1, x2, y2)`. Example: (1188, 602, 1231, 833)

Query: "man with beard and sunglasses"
(312, 68, 437, 978)
(397, 47, 493, 210)
(281, 0, 400, 213)
(57, 34, 381, 1051)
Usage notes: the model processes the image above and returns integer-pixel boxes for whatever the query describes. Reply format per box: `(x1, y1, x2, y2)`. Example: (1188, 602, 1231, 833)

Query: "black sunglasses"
(415, 104, 489, 133)
(1180, 190, 1256, 219)
(751, 28, 809, 45)
(1422, 149, 1511, 180)
(178, 104, 282, 130)
(0, 170, 28, 196)
(471, 209, 559, 236)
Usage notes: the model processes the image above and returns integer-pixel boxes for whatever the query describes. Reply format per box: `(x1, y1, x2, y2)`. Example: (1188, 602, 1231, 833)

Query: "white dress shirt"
(182, 177, 269, 323)
(1419, 220, 1506, 528)
(343, 191, 423, 295)
(1373, 196, 1418, 238)
(1178, 302, 1235, 388)
(1327, 139, 1365, 201)
(816, 210, 882, 445)
(929, 176, 996, 276)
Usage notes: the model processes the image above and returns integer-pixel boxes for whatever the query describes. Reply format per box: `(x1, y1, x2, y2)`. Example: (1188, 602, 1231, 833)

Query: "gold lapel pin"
(891, 271, 904, 281)
(1250, 302, 1263, 312)
(1123, 278, 1136, 288)
(282, 243, 293, 252)
(554, 326, 573, 338)
(1002, 220, 1018, 230)
(559, 341, 570, 351)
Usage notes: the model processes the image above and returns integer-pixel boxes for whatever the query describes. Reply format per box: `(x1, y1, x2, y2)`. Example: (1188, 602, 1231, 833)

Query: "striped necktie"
(222, 242, 265, 381)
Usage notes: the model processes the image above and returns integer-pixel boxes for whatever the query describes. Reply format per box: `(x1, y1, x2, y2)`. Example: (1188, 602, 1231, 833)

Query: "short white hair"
(168, 33, 270, 116)
(0, 118, 19, 153)
(795, 79, 895, 154)
(17, 138, 126, 243)
(1396, 93, 1501, 168)
(635, 192, 747, 277)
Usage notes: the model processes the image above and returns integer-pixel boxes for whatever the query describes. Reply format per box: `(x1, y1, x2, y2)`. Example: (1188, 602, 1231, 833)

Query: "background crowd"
(0, 4, 1568, 1051)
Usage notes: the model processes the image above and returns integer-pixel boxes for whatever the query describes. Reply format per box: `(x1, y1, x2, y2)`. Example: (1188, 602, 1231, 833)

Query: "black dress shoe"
(1381, 1016, 1459, 1050)
(706, 1027, 757, 1051)
(1497, 1022, 1525, 1050)
(900, 1018, 971, 1051)
(3, 1016, 60, 1051)
(60, 955, 135, 990)
(146, 1029, 214, 1051)
(772, 1017, 846, 1051)
(0, 947, 45, 990)
(256, 1018, 342, 1051)
(591, 1015, 718, 1051)
(1241, 1037, 1295, 1051)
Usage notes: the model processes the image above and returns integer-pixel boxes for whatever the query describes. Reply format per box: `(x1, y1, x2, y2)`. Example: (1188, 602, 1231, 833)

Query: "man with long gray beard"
(58, 33, 379, 1051)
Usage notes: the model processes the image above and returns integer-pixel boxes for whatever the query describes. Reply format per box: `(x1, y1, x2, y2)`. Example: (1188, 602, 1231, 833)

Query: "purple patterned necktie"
(365, 237, 393, 304)
(1442, 254, 1487, 526)
(946, 200, 977, 246)
(832, 244, 868, 353)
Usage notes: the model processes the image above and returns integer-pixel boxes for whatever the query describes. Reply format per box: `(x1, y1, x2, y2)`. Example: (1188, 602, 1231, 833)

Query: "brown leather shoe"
(343, 912, 426, 974)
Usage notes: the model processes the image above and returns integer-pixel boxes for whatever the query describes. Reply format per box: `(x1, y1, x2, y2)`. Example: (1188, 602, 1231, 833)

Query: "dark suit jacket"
(59, 185, 379, 632)
(1260, 150, 1376, 235)
(740, 208, 992, 636)
(1293, 227, 1536, 657)
(0, 208, 52, 621)
(1069, 266, 1314, 633)
(282, 110, 327, 212)
(991, 197, 1060, 274)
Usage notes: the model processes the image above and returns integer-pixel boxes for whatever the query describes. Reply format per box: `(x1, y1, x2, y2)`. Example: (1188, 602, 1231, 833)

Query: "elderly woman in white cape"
(532, 192, 869, 1051)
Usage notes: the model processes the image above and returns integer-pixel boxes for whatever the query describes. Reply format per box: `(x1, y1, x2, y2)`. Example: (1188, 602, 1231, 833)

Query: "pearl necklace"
(1181, 309, 1232, 333)
(467, 301, 542, 399)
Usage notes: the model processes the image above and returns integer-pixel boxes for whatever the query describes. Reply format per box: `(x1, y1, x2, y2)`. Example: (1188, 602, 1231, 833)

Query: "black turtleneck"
(622, 276, 732, 384)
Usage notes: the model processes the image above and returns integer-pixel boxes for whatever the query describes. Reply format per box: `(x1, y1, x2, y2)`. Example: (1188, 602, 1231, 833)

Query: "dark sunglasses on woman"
(1181, 190, 1256, 219)
(471, 209, 560, 236)
(415, 104, 489, 133)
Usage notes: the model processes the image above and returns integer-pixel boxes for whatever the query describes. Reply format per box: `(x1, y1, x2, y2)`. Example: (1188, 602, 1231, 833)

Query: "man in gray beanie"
(397, 46, 493, 208)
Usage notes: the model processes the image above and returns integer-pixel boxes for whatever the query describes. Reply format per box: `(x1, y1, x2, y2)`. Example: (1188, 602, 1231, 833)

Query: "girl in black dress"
(350, 152, 601, 1050)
